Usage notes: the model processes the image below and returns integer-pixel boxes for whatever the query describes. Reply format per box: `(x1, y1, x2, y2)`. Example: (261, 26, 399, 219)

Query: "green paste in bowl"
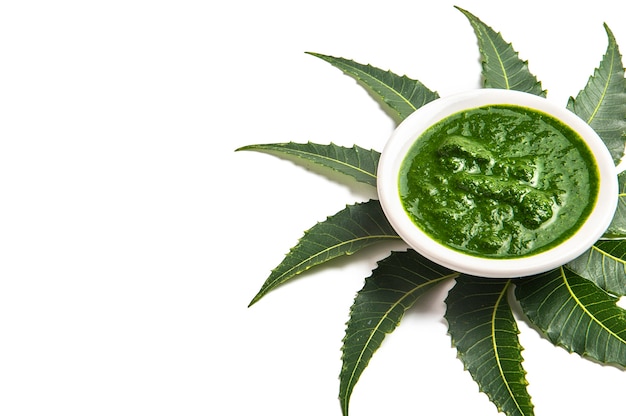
(399, 104, 600, 258)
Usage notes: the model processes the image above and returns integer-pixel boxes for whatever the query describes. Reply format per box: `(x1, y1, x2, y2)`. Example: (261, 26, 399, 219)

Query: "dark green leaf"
(567, 24, 626, 165)
(566, 239, 626, 296)
(249, 200, 400, 306)
(306, 52, 439, 122)
(236, 142, 380, 187)
(515, 267, 626, 366)
(456, 7, 545, 97)
(446, 276, 533, 416)
(340, 250, 457, 416)
(604, 170, 626, 238)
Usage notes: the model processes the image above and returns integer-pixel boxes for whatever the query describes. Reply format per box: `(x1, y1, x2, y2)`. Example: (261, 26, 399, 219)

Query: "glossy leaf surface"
(249, 200, 400, 306)
(515, 267, 626, 367)
(446, 277, 533, 416)
(236, 142, 380, 187)
(340, 250, 456, 415)
(604, 171, 626, 238)
(566, 240, 626, 296)
(307, 52, 439, 122)
(567, 24, 626, 165)
(457, 7, 545, 97)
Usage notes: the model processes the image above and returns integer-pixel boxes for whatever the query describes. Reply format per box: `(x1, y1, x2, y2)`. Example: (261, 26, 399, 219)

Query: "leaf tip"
(305, 51, 327, 59)
(234, 145, 253, 152)
(453, 5, 476, 20)
(602, 22, 616, 39)
(248, 292, 263, 307)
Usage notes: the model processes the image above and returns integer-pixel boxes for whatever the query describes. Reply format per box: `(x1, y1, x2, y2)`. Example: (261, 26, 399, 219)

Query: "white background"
(0, 1, 624, 415)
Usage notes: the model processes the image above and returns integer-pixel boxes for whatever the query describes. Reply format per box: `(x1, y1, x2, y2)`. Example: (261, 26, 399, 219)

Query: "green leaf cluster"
(239, 6, 626, 416)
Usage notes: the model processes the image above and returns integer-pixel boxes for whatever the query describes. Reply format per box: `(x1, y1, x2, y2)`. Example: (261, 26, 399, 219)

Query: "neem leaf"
(604, 171, 626, 238)
(515, 267, 626, 367)
(306, 52, 439, 122)
(249, 200, 400, 306)
(566, 240, 626, 297)
(456, 7, 546, 97)
(236, 142, 380, 187)
(566, 171, 626, 295)
(446, 277, 533, 416)
(567, 24, 626, 165)
(340, 250, 457, 416)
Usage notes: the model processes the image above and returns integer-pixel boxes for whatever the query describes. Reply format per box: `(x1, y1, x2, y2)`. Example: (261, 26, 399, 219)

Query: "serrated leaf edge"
(456, 6, 546, 96)
(560, 267, 626, 345)
(236, 142, 380, 186)
(449, 279, 531, 416)
(249, 201, 401, 306)
(490, 280, 529, 415)
(306, 52, 439, 121)
(307, 52, 418, 111)
(578, 24, 621, 126)
(340, 271, 455, 416)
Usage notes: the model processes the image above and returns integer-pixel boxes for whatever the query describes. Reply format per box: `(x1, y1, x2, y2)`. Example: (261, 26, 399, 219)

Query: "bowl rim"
(377, 89, 619, 278)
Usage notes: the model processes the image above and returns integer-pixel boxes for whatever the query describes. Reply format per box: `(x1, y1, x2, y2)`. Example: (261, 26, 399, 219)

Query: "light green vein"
(591, 244, 625, 264)
(335, 65, 418, 112)
(587, 47, 616, 124)
(237, 145, 379, 182)
(280, 148, 377, 180)
(484, 29, 510, 89)
(561, 267, 626, 346)
(342, 272, 457, 416)
(491, 280, 525, 415)
(278, 234, 399, 280)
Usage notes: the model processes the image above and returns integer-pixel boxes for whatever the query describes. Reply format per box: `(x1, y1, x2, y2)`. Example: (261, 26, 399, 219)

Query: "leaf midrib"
(591, 244, 625, 264)
(482, 27, 510, 89)
(263, 147, 377, 181)
(342, 272, 457, 415)
(274, 235, 401, 285)
(335, 63, 417, 112)
(491, 280, 525, 415)
(561, 267, 626, 345)
(587, 45, 616, 124)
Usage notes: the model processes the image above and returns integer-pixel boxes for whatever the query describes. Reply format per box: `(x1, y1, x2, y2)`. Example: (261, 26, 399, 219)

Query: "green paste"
(399, 104, 599, 258)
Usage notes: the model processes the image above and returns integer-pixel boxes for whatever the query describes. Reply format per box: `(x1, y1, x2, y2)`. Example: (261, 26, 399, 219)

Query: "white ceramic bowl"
(377, 89, 618, 278)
